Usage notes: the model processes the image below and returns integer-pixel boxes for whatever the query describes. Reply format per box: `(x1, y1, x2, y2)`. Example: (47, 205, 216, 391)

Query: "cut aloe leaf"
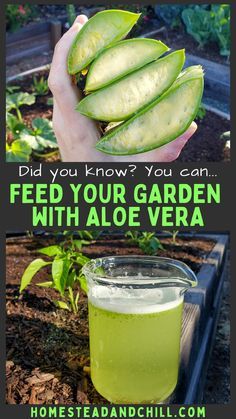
(77, 50, 185, 122)
(96, 66, 204, 155)
(67, 10, 140, 75)
(85, 38, 169, 92)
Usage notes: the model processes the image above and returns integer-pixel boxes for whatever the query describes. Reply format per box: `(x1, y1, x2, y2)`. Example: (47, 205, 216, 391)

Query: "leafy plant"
(20, 239, 90, 313)
(182, 4, 230, 57)
(196, 103, 206, 121)
(125, 231, 164, 255)
(6, 91, 35, 122)
(66, 4, 77, 27)
(20, 118, 58, 152)
(211, 4, 230, 57)
(6, 83, 58, 161)
(6, 116, 58, 162)
(6, 113, 26, 139)
(155, 5, 186, 28)
(31, 76, 49, 96)
(6, 4, 33, 32)
(6, 85, 20, 94)
(6, 140, 32, 162)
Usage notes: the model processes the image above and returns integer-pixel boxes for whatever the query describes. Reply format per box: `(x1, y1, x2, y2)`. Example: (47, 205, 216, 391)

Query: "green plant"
(20, 118, 58, 153)
(196, 103, 206, 121)
(47, 97, 53, 106)
(6, 4, 33, 32)
(163, 230, 179, 245)
(6, 85, 20, 94)
(6, 84, 58, 162)
(66, 4, 76, 27)
(155, 5, 185, 28)
(6, 91, 35, 122)
(6, 116, 58, 162)
(6, 139, 32, 162)
(20, 239, 90, 313)
(211, 4, 230, 57)
(182, 4, 230, 57)
(58, 230, 100, 250)
(6, 113, 26, 139)
(31, 75, 49, 96)
(125, 231, 164, 255)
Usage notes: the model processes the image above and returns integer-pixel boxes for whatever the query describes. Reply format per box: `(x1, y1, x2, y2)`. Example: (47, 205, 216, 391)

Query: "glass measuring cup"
(82, 256, 197, 403)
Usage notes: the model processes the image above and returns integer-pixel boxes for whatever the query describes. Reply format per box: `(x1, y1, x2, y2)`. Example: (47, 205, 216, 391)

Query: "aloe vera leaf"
(96, 66, 204, 155)
(77, 50, 185, 122)
(67, 10, 140, 75)
(85, 38, 169, 92)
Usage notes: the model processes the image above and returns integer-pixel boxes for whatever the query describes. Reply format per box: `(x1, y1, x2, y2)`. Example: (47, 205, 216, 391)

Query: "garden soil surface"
(7, 70, 230, 163)
(6, 234, 230, 404)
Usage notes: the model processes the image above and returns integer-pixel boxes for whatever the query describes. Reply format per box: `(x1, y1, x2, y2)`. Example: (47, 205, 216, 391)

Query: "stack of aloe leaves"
(67, 10, 204, 156)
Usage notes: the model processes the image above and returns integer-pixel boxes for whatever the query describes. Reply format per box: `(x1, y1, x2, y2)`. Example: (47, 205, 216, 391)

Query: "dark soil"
(177, 112, 230, 162)
(7, 69, 230, 163)
(154, 25, 229, 66)
(6, 4, 228, 66)
(203, 251, 230, 403)
(6, 234, 228, 405)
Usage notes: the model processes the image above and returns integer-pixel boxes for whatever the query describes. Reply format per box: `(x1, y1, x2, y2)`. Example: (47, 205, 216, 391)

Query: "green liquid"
(88, 299, 183, 403)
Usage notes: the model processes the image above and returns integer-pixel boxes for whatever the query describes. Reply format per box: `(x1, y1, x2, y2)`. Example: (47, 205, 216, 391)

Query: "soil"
(153, 25, 229, 66)
(6, 5, 228, 67)
(7, 70, 230, 163)
(203, 250, 230, 403)
(6, 234, 229, 404)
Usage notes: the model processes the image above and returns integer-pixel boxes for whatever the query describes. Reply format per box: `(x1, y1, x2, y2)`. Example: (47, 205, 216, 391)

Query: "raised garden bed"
(6, 5, 229, 68)
(6, 67, 230, 163)
(6, 233, 229, 404)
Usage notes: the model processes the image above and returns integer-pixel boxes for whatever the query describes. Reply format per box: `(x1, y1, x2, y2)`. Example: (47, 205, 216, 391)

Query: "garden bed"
(6, 69, 230, 163)
(6, 5, 229, 68)
(6, 233, 229, 404)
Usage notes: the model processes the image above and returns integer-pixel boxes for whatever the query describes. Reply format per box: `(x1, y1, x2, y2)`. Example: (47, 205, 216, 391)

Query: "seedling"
(31, 75, 49, 96)
(125, 231, 164, 255)
(163, 230, 180, 244)
(196, 102, 206, 121)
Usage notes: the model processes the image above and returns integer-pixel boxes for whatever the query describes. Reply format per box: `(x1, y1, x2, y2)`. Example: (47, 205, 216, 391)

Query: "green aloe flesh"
(85, 38, 169, 92)
(77, 50, 185, 122)
(67, 10, 140, 75)
(96, 66, 204, 155)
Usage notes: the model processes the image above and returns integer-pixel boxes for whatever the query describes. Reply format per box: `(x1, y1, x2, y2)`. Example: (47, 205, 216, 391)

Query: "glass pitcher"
(82, 256, 197, 404)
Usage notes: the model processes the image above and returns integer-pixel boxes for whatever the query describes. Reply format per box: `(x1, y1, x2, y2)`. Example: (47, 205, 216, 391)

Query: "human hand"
(48, 15, 197, 162)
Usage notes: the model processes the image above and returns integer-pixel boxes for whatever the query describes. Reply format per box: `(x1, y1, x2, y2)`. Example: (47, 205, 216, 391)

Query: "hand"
(48, 15, 197, 162)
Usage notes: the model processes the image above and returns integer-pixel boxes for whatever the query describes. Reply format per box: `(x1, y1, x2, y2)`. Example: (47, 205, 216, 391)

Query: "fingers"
(132, 122, 197, 163)
(48, 15, 88, 109)
(152, 122, 197, 162)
